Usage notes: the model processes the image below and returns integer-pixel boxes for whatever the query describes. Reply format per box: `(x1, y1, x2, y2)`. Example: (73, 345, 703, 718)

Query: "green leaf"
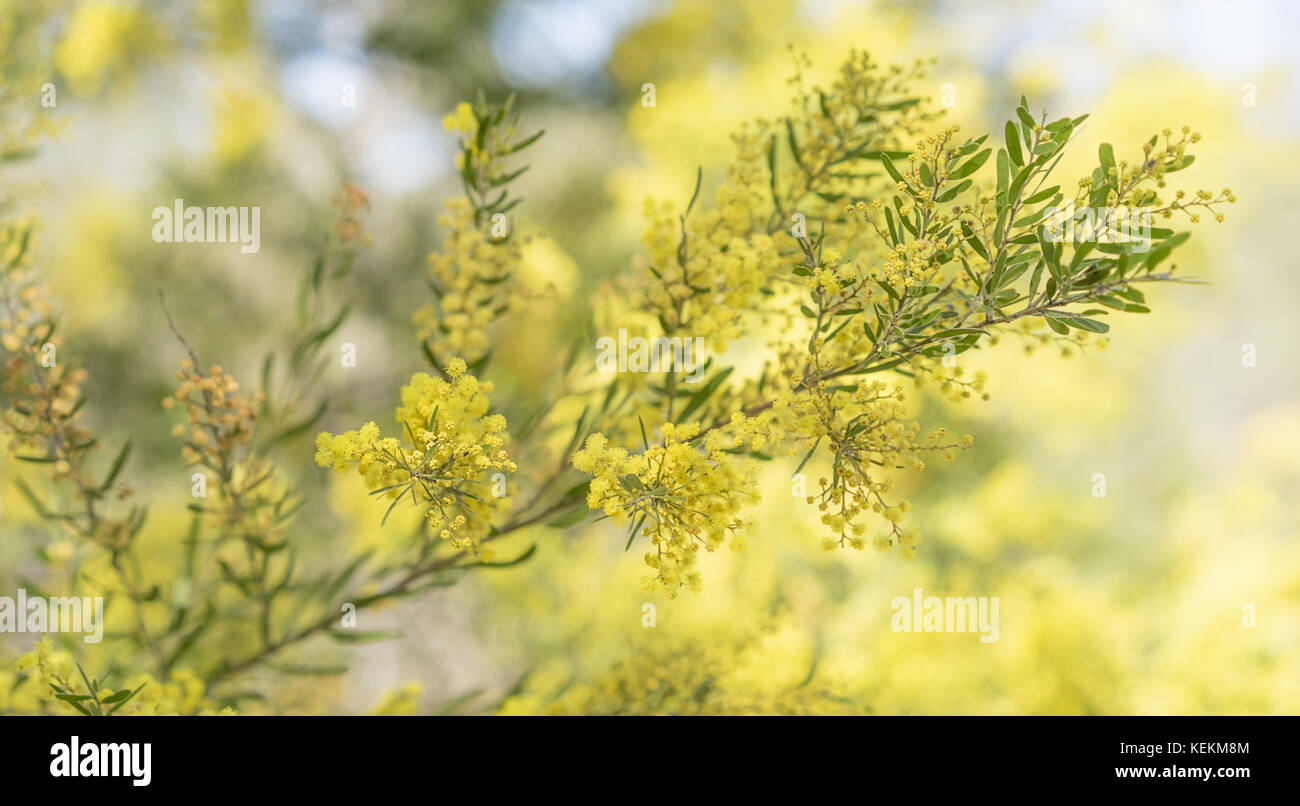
(272, 400, 328, 444)
(860, 149, 911, 162)
(684, 166, 703, 217)
(100, 688, 135, 704)
(766, 134, 778, 198)
(880, 153, 906, 186)
(291, 305, 350, 369)
(793, 437, 822, 477)
(1063, 316, 1109, 333)
(1016, 105, 1037, 133)
(327, 628, 402, 644)
(545, 508, 589, 529)
(1007, 164, 1033, 205)
(1098, 142, 1116, 179)
(269, 663, 349, 676)
(1013, 207, 1051, 228)
(15, 479, 51, 519)
(1068, 242, 1096, 275)
(1028, 260, 1044, 297)
(432, 688, 484, 716)
(477, 543, 538, 567)
(961, 222, 989, 262)
(676, 366, 733, 423)
(106, 683, 148, 714)
(893, 196, 917, 236)
(488, 165, 529, 187)
(325, 552, 373, 601)
(947, 148, 991, 181)
(507, 128, 545, 154)
(1116, 285, 1146, 303)
(55, 694, 94, 715)
(935, 179, 972, 203)
(884, 207, 900, 245)
(625, 512, 647, 551)
(1037, 225, 1062, 280)
(1005, 121, 1023, 167)
(1145, 242, 1173, 271)
(785, 117, 803, 166)
(1023, 185, 1060, 205)
(996, 149, 1009, 203)
(562, 404, 591, 461)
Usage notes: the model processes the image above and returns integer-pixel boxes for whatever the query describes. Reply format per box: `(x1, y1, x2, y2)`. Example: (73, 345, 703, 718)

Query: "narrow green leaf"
(947, 148, 991, 181)
(545, 508, 589, 529)
(676, 366, 733, 423)
(1005, 121, 1023, 167)
(1098, 143, 1116, 179)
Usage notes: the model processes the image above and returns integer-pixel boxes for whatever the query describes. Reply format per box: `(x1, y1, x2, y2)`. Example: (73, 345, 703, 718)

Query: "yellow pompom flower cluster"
(315, 358, 516, 554)
(1, 221, 142, 551)
(784, 50, 935, 194)
(0, 222, 91, 485)
(414, 196, 523, 367)
(571, 422, 758, 596)
(735, 378, 970, 554)
(1, 333, 90, 483)
(442, 99, 519, 187)
(877, 239, 942, 293)
(13, 638, 232, 716)
(809, 380, 969, 553)
(14, 636, 75, 691)
(164, 358, 261, 469)
(333, 182, 372, 248)
(908, 356, 990, 402)
(441, 101, 476, 135)
(111, 669, 235, 716)
(636, 121, 781, 350)
(1070, 126, 1235, 225)
(164, 356, 298, 591)
(416, 97, 543, 367)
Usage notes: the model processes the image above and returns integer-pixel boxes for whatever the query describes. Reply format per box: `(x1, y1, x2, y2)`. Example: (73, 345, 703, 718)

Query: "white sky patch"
(279, 52, 370, 129)
(356, 110, 450, 195)
(490, 0, 661, 88)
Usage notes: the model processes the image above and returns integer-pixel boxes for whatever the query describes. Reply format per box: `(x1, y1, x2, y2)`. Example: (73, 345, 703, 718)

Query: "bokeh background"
(1, 0, 1298, 714)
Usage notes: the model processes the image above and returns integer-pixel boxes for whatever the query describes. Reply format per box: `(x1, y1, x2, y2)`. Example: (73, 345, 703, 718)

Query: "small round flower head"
(315, 362, 515, 553)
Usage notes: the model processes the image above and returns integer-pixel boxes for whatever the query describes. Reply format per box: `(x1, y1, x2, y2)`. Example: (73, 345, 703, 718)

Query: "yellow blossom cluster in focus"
(315, 359, 515, 554)
(572, 422, 758, 596)
(415, 197, 524, 366)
